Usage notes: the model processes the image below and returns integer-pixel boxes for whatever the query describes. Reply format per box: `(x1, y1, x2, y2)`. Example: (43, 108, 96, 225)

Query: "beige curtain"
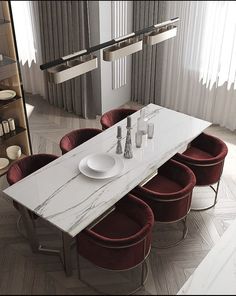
(131, 1, 166, 105)
(161, 1, 236, 131)
(11, 1, 46, 97)
(37, 1, 95, 118)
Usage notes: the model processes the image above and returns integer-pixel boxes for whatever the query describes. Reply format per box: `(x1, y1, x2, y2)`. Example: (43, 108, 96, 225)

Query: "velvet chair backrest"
(60, 128, 102, 154)
(131, 159, 196, 222)
(100, 108, 137, 130)
(173, 133, 228, 186)
(191, 132, 228, 161)
(77, 194, 154, 270)
(7, 154, 58, 185)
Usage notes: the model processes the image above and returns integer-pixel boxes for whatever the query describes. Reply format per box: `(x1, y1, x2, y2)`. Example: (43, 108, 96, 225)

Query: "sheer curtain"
(11, 1, 95, 118)
(161, 1, 236, 131)
(11, 1, 46, 97)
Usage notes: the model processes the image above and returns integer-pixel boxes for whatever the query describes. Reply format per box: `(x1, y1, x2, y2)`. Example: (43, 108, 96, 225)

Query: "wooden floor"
(0, 95, 236, 295)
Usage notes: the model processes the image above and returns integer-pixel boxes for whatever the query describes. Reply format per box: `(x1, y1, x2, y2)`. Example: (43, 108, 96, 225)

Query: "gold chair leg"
(191, 180, 220, 211)
(76, 255, 149, 295)
(152, 217, 188, 249)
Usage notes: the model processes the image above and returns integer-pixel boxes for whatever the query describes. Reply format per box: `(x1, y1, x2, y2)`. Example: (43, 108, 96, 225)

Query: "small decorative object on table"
(137, 108, 147, 135)
(116, 125, 123, 154)
(135, 131, 142, 148)
(147, 122, 154, 139)
(124, 116, 133, 159)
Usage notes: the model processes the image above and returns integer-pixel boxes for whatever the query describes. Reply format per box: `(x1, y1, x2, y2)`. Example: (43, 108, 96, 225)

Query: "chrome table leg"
(62, 232, 73, 276)
(18, 204, 72, 276)
(17, 204, 40, 252)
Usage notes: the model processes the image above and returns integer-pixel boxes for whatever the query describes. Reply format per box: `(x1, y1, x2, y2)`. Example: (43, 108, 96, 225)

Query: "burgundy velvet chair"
(76, 193, 154, 293)
(132, 159, 196, 248)
(7, 154, 58, 232)
(173, 132, 228, 211)
(100, 108, 137, 130)
(59, 128, 102, 154)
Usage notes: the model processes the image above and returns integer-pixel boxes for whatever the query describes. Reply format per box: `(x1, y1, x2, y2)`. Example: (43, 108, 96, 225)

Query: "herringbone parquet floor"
(0, 95, 236, 295)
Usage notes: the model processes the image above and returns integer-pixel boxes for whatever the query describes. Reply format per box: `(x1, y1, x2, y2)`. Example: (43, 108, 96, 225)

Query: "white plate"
(87, 153, 116, 173)
(0, 158, 9, 170)
(79, 154, 124, 179)
(0, 90, 16, 100)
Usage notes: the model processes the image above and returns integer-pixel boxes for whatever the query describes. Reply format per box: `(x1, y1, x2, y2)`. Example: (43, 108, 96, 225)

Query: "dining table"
(2, 103, 211, 276)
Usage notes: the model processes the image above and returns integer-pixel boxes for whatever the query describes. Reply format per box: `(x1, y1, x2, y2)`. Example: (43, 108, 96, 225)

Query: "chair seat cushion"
(93, 211, 141, 239)
(77, 194, 154, 270)
(145, 175, 182, 194)
(173, 133, 228, 185)
(131, 160, 195, 222)
(183, 146, 213, 160)
(174, 133, 228, 166)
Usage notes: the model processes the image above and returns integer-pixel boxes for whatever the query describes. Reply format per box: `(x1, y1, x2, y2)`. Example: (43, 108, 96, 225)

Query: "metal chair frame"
(151, 215, 188, 249)
(77, 234, 151, 295)
(181, 159, 224, 211)
(137, 185, 193, 249)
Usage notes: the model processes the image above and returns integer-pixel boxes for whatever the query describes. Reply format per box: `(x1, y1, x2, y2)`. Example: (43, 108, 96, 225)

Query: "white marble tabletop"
(177, 218, 236, 295)
(3, 104, 211, 237)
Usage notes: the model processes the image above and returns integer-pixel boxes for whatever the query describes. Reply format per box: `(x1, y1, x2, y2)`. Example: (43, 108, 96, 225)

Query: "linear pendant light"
(47, 51, 98, 84)
(144, 19, 178, 46)
(103, 34, 143, 61)
(40, 17, 179, 84)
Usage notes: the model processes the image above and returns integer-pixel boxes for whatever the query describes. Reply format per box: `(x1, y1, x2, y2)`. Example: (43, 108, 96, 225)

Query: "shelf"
(0, 127, 26, 144)
(0, 153, 26, 177)
(0, 0, 32, 170)
(0, 55, 16, 67)
(0, 19, 10, 26)
(0, 95, 21, 110)
(0, 55, 17, 81)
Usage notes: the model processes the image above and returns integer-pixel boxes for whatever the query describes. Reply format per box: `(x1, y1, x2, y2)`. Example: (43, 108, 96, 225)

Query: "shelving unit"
(0, 1, 32, 177)
(0, 55, 17, 81)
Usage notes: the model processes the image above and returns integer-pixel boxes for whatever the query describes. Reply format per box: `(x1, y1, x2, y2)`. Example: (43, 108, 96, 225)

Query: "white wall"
(89, 1, 133, 115)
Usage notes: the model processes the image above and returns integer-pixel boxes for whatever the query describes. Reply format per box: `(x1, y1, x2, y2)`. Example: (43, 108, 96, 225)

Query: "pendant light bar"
(114, 32, 135, 42)
(61, 49, 87, 61)
(40, 17, 179, 71)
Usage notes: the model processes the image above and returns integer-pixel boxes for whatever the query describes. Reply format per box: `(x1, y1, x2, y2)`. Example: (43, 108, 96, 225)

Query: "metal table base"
(18, 204, 73, 276)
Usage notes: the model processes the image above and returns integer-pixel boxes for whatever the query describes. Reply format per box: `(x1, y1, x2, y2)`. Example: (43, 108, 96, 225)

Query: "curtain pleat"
(160, 1, 236, 131)
(37, 1, 94, 118)
(131, 1, 165, 105)
(133, 1, 236, 130)
(10, 2, 46, 97)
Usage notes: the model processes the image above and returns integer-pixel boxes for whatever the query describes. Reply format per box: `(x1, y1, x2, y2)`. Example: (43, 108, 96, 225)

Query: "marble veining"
(177, 218, 236, 295)
(3, 104, 211, 237)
